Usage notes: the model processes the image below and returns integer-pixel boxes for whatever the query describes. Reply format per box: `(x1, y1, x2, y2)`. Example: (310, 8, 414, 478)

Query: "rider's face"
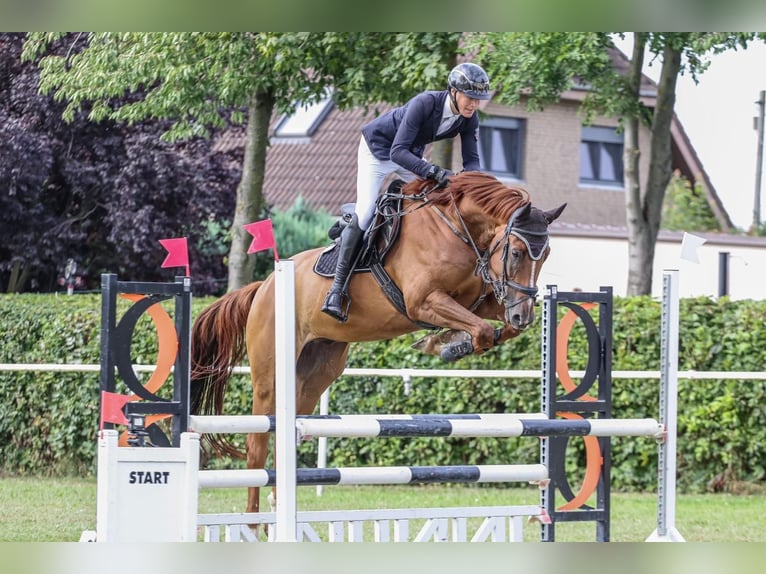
(453, 91, 481, 118)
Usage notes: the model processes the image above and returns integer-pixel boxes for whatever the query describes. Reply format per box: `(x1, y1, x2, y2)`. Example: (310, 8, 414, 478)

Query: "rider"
(321, 62, 492, 322)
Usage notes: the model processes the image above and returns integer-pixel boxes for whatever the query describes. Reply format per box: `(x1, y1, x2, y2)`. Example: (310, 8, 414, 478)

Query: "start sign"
(96, 430, 200, 542)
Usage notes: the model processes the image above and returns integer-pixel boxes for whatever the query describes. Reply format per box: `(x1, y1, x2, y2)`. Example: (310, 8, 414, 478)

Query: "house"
(213, 48, 766, 300)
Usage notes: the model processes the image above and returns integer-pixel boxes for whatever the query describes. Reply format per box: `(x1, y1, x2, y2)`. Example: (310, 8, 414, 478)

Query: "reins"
(371, 180, 441, 224)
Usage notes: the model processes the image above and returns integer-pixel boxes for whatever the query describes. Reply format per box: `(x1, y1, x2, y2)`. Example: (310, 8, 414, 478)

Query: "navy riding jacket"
(361, 90, 481, 179)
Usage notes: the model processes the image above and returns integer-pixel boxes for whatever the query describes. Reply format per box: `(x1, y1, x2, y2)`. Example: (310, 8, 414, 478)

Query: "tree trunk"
(6, 260, 29, 293)
(625, 36, 681, 295)
(430, 53, 458, 171)
(430, 140, 454, 171)
(645, 42, 682, 241)
(624, 34, 647, 296)
(227, 89, 275, 291)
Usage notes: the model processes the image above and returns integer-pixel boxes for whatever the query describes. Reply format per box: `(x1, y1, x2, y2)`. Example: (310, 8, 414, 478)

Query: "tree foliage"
(251, 196, 336, 280)
(662, 172, 721, 232)
(1, 33, 241, 294)
(23, 32, 462, 291)
(467, 32, 763, 295)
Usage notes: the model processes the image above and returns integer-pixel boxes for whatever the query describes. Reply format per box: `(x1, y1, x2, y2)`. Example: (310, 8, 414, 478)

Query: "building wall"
(539, 232, 766, 301)
(478, 99, 654, 229)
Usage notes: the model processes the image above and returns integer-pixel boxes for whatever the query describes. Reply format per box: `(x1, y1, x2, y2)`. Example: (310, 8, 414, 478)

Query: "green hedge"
(1, 292, 765, 494)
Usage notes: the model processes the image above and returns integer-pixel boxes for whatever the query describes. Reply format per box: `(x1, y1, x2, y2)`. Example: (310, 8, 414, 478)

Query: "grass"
(1, 477, 765, 542)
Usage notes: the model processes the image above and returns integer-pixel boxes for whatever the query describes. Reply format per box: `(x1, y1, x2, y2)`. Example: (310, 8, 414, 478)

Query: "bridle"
(434, 202, 549, 311)
(485, 206, 549, 309)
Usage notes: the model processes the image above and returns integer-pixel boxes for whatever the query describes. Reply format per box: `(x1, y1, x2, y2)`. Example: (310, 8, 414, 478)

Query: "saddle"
(313, 179, 405, 278)
(313, 179, 436, 329)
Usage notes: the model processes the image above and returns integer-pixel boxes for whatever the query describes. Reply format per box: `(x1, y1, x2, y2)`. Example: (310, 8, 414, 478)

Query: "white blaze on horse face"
(503, 250, 537, 327)
(528, 259, 538, 289)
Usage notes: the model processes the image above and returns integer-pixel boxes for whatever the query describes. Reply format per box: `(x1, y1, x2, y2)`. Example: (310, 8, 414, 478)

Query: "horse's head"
(483, 202, 567, 329)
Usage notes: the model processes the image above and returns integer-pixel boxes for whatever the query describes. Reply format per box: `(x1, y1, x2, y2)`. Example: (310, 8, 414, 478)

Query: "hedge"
(0, 291, 764, 494)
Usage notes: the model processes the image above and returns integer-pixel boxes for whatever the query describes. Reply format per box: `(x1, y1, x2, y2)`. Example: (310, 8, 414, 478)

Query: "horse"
(189, 171, 566, 524)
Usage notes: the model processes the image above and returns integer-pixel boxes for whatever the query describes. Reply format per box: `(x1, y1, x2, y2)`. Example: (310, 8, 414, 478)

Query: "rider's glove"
(426, 164, 452, 187)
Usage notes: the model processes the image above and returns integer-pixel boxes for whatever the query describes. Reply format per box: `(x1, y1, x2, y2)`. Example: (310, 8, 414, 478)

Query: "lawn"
(1, 477, 764, 542)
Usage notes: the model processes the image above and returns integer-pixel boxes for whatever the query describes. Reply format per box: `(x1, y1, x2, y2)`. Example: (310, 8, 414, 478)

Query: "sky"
(614, 35, 766, 231)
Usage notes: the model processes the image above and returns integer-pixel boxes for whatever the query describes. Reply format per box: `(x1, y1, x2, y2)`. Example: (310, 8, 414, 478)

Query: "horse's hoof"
(440, 340, 474, 362)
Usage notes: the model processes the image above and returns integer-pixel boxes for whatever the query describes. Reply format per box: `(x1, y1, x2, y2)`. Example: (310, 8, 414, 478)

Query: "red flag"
(243, 219, 280, 261)
(100, 390, 131, 428)
(159, 237, 190, 276)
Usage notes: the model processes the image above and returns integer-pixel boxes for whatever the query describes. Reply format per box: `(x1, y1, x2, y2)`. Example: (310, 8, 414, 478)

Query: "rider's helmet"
(447, 63, 491, 100)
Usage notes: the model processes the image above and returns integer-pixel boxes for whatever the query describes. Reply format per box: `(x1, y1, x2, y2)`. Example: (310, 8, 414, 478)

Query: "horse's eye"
(511, 249, 521, 260)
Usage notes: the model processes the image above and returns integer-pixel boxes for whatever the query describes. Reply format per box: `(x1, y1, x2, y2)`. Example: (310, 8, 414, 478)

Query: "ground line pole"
(647, 269, 684, 542)
(275, 259, 297, 541)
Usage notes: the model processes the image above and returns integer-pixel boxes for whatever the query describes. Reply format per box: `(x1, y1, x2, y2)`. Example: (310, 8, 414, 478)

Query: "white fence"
(3, 363, 766, 380)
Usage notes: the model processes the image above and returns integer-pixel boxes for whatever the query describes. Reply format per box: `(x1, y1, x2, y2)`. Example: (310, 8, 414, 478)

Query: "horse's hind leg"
(296, 339, 351, 414)
(242, 394, 273, 537)
(246, 431, 270, 512)
(242, 304, 279, 538)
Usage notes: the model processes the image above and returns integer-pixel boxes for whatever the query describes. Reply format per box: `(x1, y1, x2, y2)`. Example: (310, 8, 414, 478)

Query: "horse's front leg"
(408, 291, 497, 360)
(491, 322, 523, 346)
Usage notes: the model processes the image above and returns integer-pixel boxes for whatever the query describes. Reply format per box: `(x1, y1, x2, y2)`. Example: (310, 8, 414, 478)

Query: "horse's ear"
(543, 203, 567, 224)
(516, 203, 532, 218)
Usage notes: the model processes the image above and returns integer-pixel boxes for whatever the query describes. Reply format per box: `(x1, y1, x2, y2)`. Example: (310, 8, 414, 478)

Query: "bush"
(1, 290, 765, 494)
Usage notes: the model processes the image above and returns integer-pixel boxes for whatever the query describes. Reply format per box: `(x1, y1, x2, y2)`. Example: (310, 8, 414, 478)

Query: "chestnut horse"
(190, 171, 565, 520)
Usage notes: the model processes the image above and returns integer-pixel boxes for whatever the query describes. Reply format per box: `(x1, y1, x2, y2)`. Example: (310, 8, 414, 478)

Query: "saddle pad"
(313, 243, 372, 278)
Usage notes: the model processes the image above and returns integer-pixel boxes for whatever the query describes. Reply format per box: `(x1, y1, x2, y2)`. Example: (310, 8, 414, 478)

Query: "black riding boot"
(321, 216, 364, 322)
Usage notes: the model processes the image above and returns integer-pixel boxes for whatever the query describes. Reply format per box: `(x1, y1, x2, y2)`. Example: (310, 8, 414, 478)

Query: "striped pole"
(295, 416, 663, 439)
(190, 415, 274, 434)
(198, 464, 548, 488)
(190, 412, 547, 435)
(191, 413, 662, 439)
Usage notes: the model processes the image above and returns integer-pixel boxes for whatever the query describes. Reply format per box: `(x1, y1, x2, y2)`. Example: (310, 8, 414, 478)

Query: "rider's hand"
(426, 164, 452, 187)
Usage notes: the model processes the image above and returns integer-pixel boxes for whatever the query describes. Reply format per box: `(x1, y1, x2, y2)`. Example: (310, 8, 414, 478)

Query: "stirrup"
(321, 291, 351, 323)
(440, 340, 474, 362)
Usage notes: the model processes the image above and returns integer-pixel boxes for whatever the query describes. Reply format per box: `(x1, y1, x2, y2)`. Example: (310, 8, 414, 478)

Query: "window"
(478, 117, 525, 178)
(273, 90, 334, 141)
(580, 126, 623, 186)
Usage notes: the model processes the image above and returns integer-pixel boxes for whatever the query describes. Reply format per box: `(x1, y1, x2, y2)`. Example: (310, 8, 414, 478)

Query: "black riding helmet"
(448, 63, 491, 101)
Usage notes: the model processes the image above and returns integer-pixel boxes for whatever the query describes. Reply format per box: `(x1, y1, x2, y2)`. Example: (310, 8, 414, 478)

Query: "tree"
(662, 171, 721, 232)
(468, 32, 763, 295)
(24, 32, 462, 291)
(1, 33, 239, 294)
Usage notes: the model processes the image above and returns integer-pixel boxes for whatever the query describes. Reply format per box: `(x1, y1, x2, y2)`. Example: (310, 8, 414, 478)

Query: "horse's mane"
(403, 172, 530, 221)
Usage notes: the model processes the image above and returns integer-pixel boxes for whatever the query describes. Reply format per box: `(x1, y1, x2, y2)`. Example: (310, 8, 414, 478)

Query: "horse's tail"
(190, 280, 263, 459)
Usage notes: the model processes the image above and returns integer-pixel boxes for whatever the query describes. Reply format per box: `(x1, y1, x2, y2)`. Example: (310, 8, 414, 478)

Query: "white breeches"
(355, 136, 416, 231)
